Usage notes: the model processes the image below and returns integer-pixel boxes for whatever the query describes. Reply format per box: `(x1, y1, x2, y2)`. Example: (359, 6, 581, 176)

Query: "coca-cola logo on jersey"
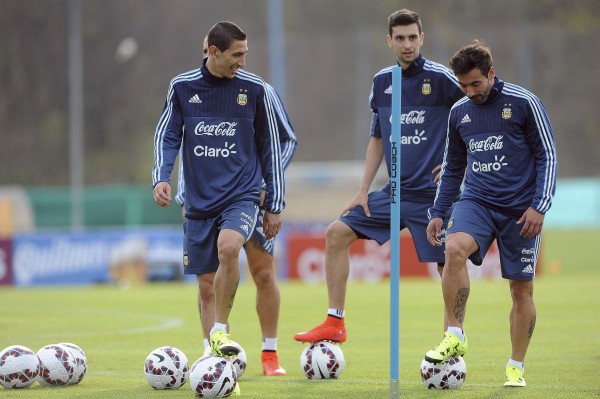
(194, 121, 237, 136)
(468, 135, 504, 152)
(401, 110, 426, 124)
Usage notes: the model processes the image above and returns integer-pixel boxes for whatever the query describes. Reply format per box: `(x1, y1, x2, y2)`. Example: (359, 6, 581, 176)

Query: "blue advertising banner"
(0, 239, 12, 285)
(12, 228, 184, 286)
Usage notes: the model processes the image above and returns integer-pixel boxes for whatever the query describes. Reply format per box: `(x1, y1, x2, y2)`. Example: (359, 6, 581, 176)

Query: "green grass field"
(1, 230, 599, 398)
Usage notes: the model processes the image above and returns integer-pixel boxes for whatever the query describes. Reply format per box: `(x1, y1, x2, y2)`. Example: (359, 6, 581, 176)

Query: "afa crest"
(237, 93, 248, 105)
(502, 104, 512, 119)
(183, 255, 189, 267)
(422, 79, 431, 95)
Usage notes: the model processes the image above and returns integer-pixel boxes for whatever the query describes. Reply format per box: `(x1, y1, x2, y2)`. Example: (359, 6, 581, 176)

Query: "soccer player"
(174, 35, 297, 377)
(293, 9, 464, 344)
(152, 21, 285, 369)
(424, 40, 557, 387)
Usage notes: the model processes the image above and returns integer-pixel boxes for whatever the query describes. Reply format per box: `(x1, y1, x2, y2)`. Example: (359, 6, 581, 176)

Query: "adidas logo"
(522, 264, 534, 274)
(384, 85, 392, 94)
(460, 114, 471, 124)
(240, 224, 249, 234)
(189, 94, 202, 104)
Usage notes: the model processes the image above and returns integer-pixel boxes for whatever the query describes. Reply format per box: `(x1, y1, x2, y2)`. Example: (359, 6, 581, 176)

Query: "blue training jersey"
(175, 82, 297, 207)
(370, 54, 464, 202)
(430, 77, 557, 219)
(152, 60, 285, 218)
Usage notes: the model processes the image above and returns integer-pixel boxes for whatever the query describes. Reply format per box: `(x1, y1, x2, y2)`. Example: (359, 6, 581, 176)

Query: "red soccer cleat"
(293, 315, 346, 343)
(261, 351, 286, 376)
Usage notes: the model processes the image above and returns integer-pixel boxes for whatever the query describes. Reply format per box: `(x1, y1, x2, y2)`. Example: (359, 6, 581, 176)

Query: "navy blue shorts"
(183, 201, 259, 275)
(447, 200, 541, 280)
(339, 188, 448, 264)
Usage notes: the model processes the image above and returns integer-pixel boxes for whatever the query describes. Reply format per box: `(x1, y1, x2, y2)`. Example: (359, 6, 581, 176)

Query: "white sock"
(507, 359, 524, 370)
(210, 323, 228, 336)
(447, 326, 465, 341)
(262, 337, 278, 352)
(203, 338, 210, 350)
(327, 308, 345, 318)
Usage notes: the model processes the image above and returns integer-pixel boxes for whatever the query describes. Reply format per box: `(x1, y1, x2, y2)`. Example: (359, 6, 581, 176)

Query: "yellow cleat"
(210, 330, 240, 357)
(424, 331, 468, 364)
(504, 365, 526, 387)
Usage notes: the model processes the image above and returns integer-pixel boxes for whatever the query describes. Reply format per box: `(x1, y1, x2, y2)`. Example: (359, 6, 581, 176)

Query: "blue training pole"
(390, 66, 402, 398)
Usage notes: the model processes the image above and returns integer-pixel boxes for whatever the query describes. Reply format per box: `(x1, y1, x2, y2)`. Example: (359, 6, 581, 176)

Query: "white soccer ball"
(37, 344, 76, 386)
(420, 356, 467, 389)
(222, 341, 246, 379)
(144, 346, 189, 389)
(0, 345, 40, 388)
(300, 341, 345, 380)
(189, 355, 237, 398)
(59, 342, 87, 385)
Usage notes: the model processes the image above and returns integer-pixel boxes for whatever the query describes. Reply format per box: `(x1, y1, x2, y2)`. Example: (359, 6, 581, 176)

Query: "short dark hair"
(388, 9, 422, 36)
(207, 21, 246, 52)
(449, 40, 494, 76)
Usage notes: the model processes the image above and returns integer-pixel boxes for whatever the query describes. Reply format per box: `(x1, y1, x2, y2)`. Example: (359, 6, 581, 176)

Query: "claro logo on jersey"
(472, 155, 508, 172)
(194, 142, 237, 158)
(194, 121, 237, 136)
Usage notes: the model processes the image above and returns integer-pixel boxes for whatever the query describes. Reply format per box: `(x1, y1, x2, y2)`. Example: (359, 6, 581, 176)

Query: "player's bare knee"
(509, 280, 534, 303)
(444, 239, 470, 264)
(251, 266, 275, 288)
(325, 221, 355, 249)
(217, 242, 240, 264)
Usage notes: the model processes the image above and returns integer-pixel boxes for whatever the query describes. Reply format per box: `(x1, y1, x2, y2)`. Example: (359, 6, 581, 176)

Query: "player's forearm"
(359, 138, 384, 193)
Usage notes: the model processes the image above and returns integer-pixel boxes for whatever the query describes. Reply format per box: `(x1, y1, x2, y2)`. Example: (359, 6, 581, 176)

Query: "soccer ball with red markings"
(0, 345, 40, 388)
(300, 341, 345, 380)
(37, 344, 76, 386)
(223, 341, 246, 379)
(59, 342, 87, 385)
(144, 346, 189, 389)
(189, 355, 237, 398)
(420, 356, 467, 389)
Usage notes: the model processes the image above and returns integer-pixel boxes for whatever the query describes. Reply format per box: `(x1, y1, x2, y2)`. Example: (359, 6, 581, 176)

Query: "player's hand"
(153, 182, 172, 207)
(432, 164, 442, 185)
(341, 191, 370, 217)
(516, 207, 544, 238)
(426, 218, 444, 247)
(259, 189, 266, 207)
(263, 211, 282, 240)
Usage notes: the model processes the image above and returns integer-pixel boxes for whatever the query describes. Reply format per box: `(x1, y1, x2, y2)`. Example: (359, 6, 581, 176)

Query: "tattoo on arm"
(528, 313, 536, 337)
(454, 288, 470, 323)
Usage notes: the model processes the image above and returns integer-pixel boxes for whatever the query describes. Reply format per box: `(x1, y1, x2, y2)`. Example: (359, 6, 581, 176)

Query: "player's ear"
(488, 66, 495, 80)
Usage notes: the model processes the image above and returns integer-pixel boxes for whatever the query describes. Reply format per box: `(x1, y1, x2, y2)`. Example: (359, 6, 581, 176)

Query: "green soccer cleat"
(424, 331, 468, 364)
(504, 365, 526, 387)
(210, 330, 240, 357)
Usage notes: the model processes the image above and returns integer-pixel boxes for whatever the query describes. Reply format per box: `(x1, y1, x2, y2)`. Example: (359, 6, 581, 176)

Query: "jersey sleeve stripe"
(503, 84, 557, 212)
(423, 60, 460, 87)
(265, 84, 297, 171)
(261, 83, 285, 213)
(153, 69, 202, 186)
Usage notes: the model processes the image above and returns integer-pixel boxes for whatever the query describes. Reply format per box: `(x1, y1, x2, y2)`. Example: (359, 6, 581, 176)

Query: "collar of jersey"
(201, 59, 234, 86)
(481, 77, 505, 105)
(399, 54, 425, 78)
